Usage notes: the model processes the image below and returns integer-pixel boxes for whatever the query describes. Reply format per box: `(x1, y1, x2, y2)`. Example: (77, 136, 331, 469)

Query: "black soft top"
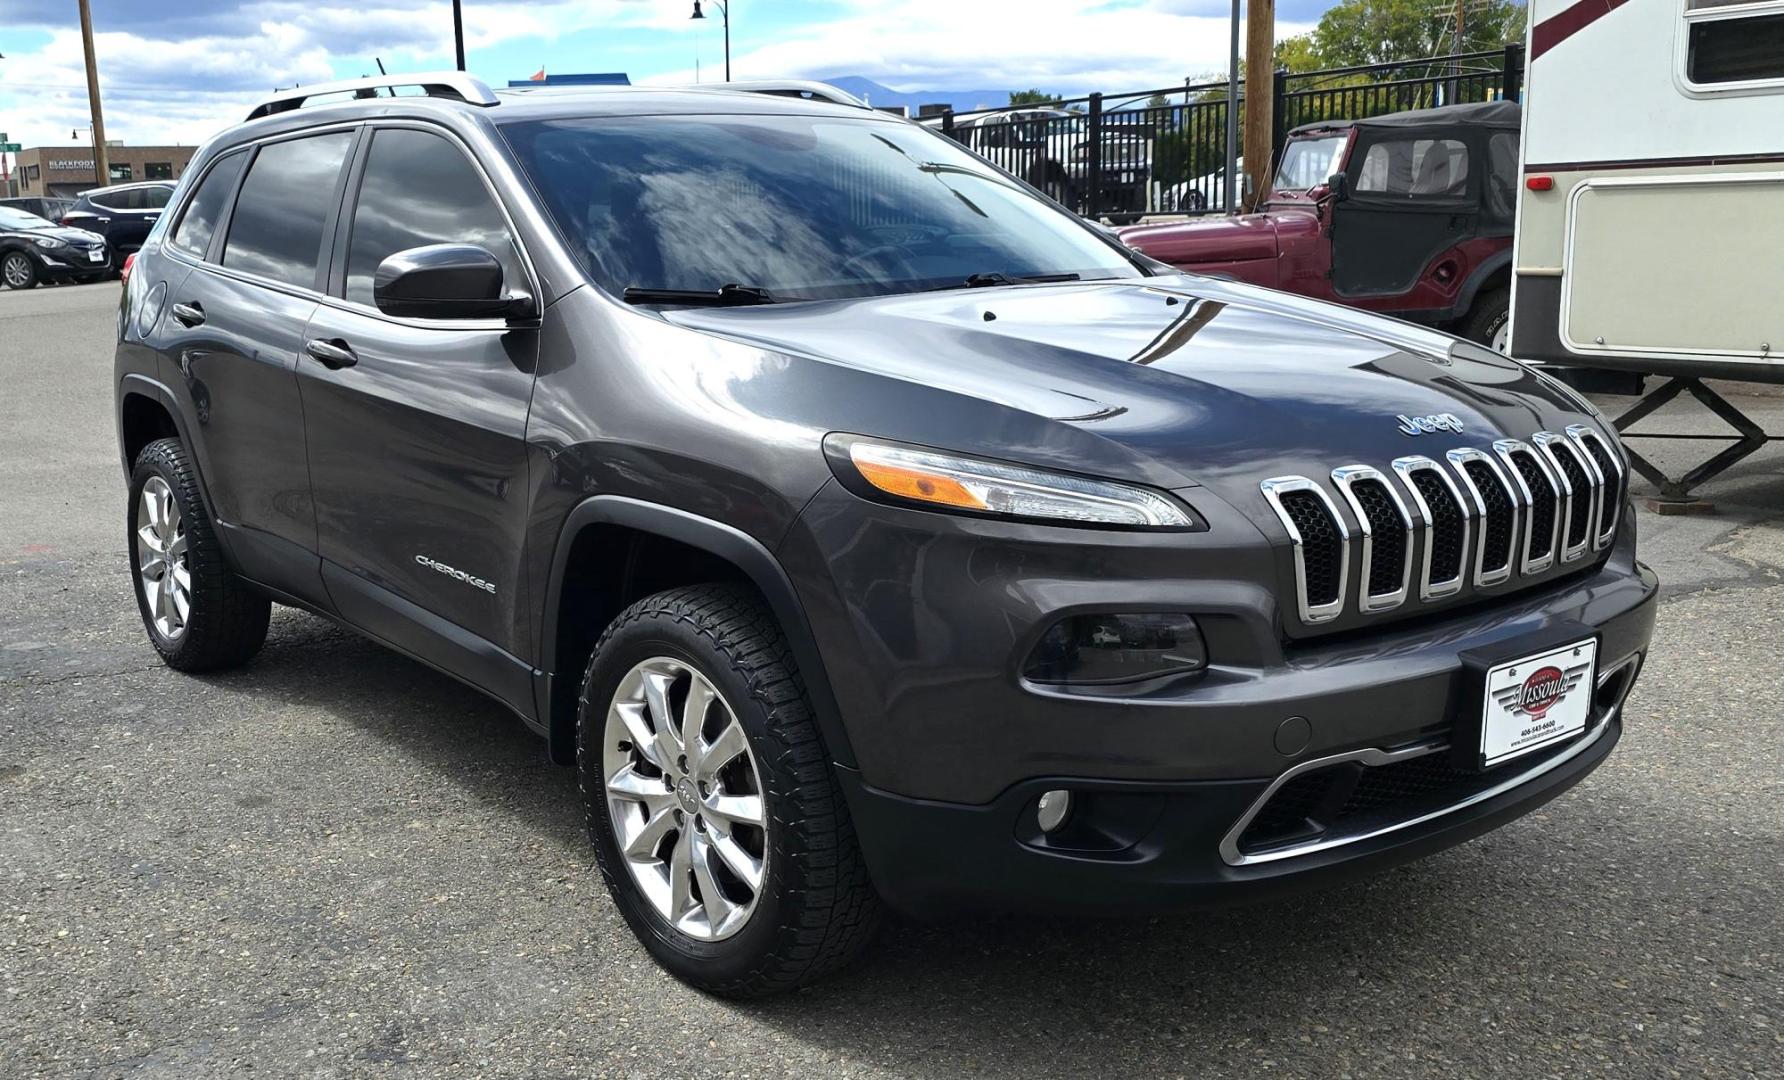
(1290, 100, 1520, 136)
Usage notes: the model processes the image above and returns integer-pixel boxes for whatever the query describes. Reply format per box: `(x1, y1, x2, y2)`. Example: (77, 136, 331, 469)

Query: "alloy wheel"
(3, 254, 31, 288)
(602, 657, 769, 941)
(135, 476, 190, 641)
(1492, 320, 1510, 354)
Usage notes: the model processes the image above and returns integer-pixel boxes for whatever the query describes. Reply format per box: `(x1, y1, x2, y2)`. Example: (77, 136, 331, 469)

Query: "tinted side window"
(141, 186, 173, 210)
(222, 132, 353, 288)
(1688, 12, 1784, 84)
(1485, 132, 1518, 220)
(344, 128, 523, 307)
(170, 152, 248, 260)
(92, 188, 137, 211)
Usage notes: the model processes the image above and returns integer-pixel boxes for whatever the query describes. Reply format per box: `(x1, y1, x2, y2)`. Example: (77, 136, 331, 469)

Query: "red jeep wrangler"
(1119, 101, 1519, 350)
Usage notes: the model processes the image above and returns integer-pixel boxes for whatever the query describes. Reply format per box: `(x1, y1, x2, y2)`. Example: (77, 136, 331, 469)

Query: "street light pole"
(1224, 0, 1239, 215)
(452, 0, 466, 72)
(690, 0, 730, 83)
(77, 0, 110, 188)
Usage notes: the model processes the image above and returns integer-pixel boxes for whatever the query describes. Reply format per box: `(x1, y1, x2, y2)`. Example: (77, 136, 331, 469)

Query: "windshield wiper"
(622, 283, 781, 306)
(961, 272, 1082, 288)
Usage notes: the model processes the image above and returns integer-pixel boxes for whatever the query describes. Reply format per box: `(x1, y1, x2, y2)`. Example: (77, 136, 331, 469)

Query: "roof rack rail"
(691, 80, 871, 109)
(246, 72, 499, 121)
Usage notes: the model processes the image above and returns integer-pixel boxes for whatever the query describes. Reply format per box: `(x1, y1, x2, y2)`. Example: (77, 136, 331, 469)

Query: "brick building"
(10, 144, 198, 198)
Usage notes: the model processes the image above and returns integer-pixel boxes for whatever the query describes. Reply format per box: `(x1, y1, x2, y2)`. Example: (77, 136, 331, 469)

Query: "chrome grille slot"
(1393, 456, 1469, 600)
(1535, 431, 1596, 561)
(1270, 429, 1618, 627)
(1568, 425, 1623, 550)
(1495, 440, 1559, 575)
(1332, 465, 1412, 613)
(1260, 477, 1350, 625)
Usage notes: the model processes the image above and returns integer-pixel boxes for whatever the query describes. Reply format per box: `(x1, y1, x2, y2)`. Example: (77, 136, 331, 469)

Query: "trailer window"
(1683, 1, 1784, 88)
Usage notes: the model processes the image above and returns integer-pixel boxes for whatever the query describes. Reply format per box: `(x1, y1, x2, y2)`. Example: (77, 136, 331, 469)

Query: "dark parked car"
(0, 196, 74, 221)
(1120, 102, 1521, 351)
(115, 75, 1654, 997)
(60, 180, 175, 259)
(0, 205, 110, 288)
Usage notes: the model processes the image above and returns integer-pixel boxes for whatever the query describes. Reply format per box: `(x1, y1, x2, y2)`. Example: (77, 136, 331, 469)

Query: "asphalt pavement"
(2, 282, 1780, 1079)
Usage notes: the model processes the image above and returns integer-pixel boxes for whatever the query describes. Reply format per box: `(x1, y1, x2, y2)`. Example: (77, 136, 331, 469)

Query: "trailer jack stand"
(1611, 378, 1773, 514)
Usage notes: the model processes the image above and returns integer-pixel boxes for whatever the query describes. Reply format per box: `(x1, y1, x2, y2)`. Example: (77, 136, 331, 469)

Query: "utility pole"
(452, 0, 466, 71)
(77, 0, 109, 188)
(1242, 0, 1274, 211)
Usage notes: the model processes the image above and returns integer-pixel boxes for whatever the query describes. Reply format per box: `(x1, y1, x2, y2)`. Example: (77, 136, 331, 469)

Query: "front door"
(1330, 129, 1478, 300)
(296, 124, 539, 691)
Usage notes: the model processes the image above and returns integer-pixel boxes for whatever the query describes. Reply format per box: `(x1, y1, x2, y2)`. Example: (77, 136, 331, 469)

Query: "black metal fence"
(931, 44, 1526, 222)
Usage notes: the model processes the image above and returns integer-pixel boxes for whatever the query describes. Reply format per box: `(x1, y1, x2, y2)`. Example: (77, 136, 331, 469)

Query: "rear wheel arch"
(120, 388, 181, 472)
(539, 497, 857, 771)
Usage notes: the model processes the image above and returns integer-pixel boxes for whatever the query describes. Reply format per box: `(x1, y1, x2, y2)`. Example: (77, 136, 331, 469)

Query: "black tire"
(1463, 287, 1511, 352)
(127, 438, 271, 671)
(3, 251, 38, 290)
(577, 583, 880, 997)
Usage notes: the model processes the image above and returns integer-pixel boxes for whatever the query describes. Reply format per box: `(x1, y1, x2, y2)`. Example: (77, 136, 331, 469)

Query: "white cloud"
(641, 0, 1314, 94)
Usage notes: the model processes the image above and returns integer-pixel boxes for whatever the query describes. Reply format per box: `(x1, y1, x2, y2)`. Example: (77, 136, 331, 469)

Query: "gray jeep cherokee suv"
(113, 73, 1657, 997)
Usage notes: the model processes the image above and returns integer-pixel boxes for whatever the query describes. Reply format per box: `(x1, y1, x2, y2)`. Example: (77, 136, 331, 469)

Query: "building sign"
(49, 158, 96, 171)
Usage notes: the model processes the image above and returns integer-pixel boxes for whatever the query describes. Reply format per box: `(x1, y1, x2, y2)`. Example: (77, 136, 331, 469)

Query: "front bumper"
(779, 481, 1658, 915)
(36, 247, 111, 277)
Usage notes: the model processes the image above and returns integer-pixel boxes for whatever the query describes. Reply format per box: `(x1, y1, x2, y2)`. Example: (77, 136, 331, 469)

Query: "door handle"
(304, 338, 358, 370)
(170, 302, 205, 327)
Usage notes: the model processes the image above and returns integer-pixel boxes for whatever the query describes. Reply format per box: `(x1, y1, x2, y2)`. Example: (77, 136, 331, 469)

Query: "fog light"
(1023, 613, 1206, 685)
(1036, 789, 1072, 833)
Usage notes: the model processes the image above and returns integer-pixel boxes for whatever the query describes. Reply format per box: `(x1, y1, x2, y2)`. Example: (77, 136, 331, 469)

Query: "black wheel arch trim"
(536, 494, 857, 770)
(117, 373, 226, 532)
(1455, 248, 1513, 321)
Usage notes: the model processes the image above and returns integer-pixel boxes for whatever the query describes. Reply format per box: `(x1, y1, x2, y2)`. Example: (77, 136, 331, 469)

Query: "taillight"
(1526, 175, 1555, 192)
(59, 214, 76, 225)
(121, 252, 136, 283)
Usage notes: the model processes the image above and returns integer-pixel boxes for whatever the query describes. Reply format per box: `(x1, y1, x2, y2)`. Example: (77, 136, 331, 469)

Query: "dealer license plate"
(1479, 639, 1597, 768)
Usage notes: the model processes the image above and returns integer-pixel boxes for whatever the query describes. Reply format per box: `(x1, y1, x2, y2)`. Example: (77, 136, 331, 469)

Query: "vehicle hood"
(662, 275, 1598, 500)
(1118, 211, 1312, 265)
(3, 225, 104, 245)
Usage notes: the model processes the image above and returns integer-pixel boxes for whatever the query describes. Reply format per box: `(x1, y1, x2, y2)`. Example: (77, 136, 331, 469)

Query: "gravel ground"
(2, 282, 1780, 1079)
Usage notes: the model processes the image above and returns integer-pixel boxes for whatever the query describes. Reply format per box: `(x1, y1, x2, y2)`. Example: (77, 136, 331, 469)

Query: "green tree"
(1311, 0, 1527, 68)
(1008, 89, 1058, 106)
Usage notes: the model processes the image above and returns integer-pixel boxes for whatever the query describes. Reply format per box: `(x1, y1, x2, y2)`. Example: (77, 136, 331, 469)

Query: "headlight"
(829, 436, 1197, 528)
(32, 237, 62, 249)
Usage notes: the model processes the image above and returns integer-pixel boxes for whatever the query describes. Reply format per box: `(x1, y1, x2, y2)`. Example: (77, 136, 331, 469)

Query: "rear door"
(296, 123, 540, 693)
(1330, 129, 1478, 300)
(157, 130, 357, 599)
(89, 186, 166, 253)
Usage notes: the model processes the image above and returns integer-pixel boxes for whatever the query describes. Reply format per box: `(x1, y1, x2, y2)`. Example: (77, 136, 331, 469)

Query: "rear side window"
(222, 132, 353, 288)
(1355, 138, 1470, 198)
(1684, 1, 1784, 86)
(141, 186, 173, 210)
(92, 188, 137, 211)
(343, 128, 524, 308)
(170, 152, 248, 260)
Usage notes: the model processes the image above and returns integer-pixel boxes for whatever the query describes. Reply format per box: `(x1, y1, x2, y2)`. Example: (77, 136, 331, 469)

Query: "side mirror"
(373, 243, 534, 321)
(1326, 172, 1349, 202)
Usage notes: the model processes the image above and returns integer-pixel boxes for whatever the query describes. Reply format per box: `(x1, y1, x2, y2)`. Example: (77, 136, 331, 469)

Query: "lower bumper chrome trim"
(1218, 652, 1641, 867)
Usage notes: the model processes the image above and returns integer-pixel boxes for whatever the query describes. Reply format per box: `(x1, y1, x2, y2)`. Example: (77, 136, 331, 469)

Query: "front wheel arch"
(540, 496, 857, 771)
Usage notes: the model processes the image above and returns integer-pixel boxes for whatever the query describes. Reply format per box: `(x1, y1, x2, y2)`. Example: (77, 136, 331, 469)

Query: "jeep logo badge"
(1397, 412, 1465, 436)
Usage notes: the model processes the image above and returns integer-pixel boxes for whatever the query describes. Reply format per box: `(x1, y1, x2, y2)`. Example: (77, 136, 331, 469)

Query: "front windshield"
(0, 207, 53, 230)
(501, 113, 1144, 300)
(1273, 134, 1349, 194)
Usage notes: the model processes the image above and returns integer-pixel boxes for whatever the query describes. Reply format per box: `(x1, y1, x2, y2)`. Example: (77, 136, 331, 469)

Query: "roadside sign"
(0, 144, 20, 153)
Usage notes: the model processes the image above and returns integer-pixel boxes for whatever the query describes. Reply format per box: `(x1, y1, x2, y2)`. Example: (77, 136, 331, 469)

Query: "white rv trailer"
(1509, 0, 1784, 500)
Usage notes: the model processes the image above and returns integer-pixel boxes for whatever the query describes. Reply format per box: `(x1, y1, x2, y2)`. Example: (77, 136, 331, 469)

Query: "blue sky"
(0, 1, 1328, 149)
